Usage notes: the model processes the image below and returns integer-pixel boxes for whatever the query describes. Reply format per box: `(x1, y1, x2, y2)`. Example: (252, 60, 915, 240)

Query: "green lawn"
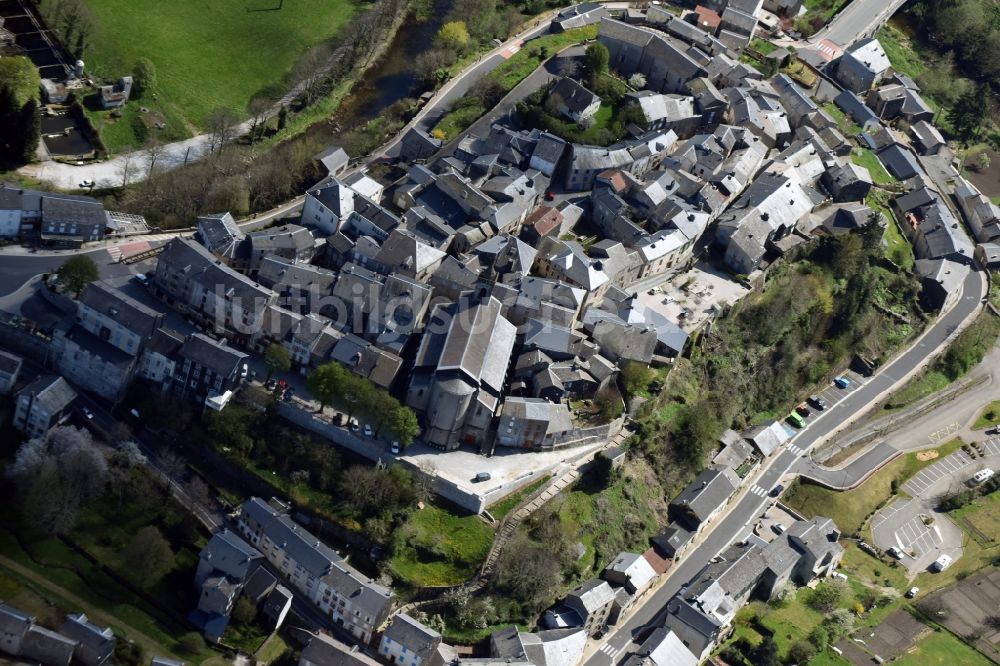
(785, 438, 965, 535)
(388, 502, 494, 587)
(73, 0, 360, 130)
(490, 475, 552, 521)
(823, 102, 860, 136)
(973, 401, 1000, 429)
(852, 148, 896, 185)
(893, 628, 993, 666)
(750, 38, 778, 55)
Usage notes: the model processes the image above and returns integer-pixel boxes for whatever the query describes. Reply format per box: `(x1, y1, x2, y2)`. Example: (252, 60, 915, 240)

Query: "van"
(787, 411, 805, 428)
(971, 468, 995, 485)
(931, 554, 952, 572)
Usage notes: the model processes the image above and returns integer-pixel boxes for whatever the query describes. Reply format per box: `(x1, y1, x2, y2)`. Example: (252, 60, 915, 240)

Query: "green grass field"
(852, 148, 896, 185)
(388, 502, 494, 587)
(79, 0, 359, 130)
(893, 628, 993, 666)
(973, 401, 1000, 429)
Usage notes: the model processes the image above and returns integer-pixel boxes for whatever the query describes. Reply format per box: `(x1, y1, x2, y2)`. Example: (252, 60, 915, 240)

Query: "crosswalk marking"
(749, 484, 768, 497)
(106, 246, 122, 262)
(599, 643, 621, 657)
(789, 444, 804, 456)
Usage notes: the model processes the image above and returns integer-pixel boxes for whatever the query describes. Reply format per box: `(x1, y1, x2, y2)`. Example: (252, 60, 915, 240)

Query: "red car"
(276, 379, 289, 392)
(545, 191, 555, 201)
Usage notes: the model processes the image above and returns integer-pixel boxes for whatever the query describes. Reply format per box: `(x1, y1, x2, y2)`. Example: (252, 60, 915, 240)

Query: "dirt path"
(0, 554, 180, 660)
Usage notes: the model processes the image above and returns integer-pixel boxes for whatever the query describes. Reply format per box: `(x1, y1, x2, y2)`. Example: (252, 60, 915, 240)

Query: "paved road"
(812, 0, 908, 46)
(585, 267, 988, 666)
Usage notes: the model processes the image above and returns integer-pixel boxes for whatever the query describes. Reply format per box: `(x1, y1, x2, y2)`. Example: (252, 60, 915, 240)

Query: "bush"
(788, 640, 817, 664)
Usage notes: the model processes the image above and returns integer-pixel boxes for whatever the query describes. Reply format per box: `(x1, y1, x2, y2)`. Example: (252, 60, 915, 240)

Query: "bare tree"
(247, 96, 272, 144)
(206, 107, 239, 156)
(119, 146, 135, 186)
(145, 138, 165, 179)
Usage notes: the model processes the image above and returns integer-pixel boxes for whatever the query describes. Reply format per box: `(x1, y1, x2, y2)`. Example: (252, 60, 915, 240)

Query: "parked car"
(771, 523, 785, 535)
(81, 406, 94, 420)
(834, 376, 851, 389)
(931, 554, 953, 572)
(475, 472, 492, 483)
(283, 388, 294, 402)
(134, 273, 149, 286)
(240, 364, 248, 380)
(787, 411, 805, 429)
(363, 424, 373, 437)
(349, 418, 359, 432)
(795, 403, 810, 417)
(79, 180, 94, 188)
(390, 441, 400, 454)
(265, 379, 277, 391)
(906, 586, 919, 598)
(277, 379, 289, 392)
(545, 191, 555, 201)
(769, 484, 785, 497)
(808, 395, 827, 410)
(971, 468, 995, 485)
(887, 547, 902, 559)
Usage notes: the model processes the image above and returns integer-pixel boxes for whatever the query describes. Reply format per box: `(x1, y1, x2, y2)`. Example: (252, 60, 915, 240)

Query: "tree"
(307, 362, 345, 412)
(231, 597, 258, 626)
(121, 526, 174, 587)
(177, 633, 206, 656)
(620, 361, 655, 397)
(0, 56, 40, 107)
(493, 538, 563, 609)
(56, 256, 98, 298)
(978, 151, 991, 172)
(808, 625, 829, 651)
(948, 85, 988, 142)
(788, 640, 817, 664)
(437, 21, 471, 52)
(132, 58, 157, 98)
(16, 99, 40, 163)
(247, 96, 273, 143)
(206, 107, 238, 155)
(583, 42, 610, 79)
(749, 636, 779, 666)
(277, 105, 288, 131)
(591, 451, 617, 488)
(263, 343, 291, 381)
(808, 582, 844, 612)
(386, 406, 420, 445)
(628, 72, 647, 89)
(9, 426, 108, 533)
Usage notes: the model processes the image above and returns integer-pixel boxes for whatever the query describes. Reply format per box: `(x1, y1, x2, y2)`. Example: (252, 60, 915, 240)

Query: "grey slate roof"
(549, 78, 601, 116)
(18, 375, 77, 415)
(199, 530, 262, 582)
(670, 468, 739, 526)
(178, 333, 248, 378)
(383, 613, 441, 661)
(80, 281, 163, 339)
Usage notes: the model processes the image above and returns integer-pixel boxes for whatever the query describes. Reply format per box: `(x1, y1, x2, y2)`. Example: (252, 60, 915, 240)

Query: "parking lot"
(903, 449, 976, 497)
(870, 438, 1000, 573)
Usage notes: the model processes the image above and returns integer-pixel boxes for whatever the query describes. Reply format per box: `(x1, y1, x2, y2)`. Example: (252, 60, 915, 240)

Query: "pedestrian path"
(749, 484, 769, 497)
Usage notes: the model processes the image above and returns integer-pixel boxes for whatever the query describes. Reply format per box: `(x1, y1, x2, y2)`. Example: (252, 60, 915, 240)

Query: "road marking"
(750, 484, 768, 497)
(599, 643, 621, 657)
(106, 246, 122, 262)
(789, 444, 804, 456)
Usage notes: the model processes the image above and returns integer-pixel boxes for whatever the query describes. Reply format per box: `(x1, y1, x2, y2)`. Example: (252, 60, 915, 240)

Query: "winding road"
(584, 267, 988, 666)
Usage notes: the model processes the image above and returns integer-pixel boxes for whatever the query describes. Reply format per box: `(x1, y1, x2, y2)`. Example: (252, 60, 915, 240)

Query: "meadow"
(74, 0, 360, 133)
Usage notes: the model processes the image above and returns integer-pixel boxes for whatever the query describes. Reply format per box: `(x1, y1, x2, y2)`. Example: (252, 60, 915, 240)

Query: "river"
(332, 0, 452, 130)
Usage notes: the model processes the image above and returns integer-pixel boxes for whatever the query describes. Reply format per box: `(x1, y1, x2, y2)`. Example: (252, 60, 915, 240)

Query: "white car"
(363, 424, 373, 437)
(931, 555, 953, 572)
(906, 586, 919, 598)
(240, 363, 248, 380)
(390, 441, 400, 454)
(82, 406, 94, 420)
(349, 418, 359, 432)
(79, 180, 94, 188)
(971, 468, 995, 485)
